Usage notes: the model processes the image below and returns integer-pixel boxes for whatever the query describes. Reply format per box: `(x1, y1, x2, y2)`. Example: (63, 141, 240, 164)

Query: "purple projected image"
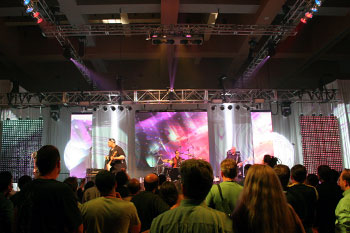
(64, 114, 92, 178)
(135, 112, 209, 168)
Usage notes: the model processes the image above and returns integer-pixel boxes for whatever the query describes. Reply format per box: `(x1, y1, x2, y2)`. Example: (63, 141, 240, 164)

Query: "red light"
(305, 12, 313, 18)
(300, 18, 307, 24)
(37, 18, 43, 24)
(33, 12, 40, 18)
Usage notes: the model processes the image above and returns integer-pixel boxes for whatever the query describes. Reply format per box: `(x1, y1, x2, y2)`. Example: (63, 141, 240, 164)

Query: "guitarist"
(105, 138, 126, 173)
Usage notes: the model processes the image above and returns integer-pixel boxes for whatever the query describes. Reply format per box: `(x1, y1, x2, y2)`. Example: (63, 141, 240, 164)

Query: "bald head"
(144, 173, 159, 192)
(127, 178, 141, 195)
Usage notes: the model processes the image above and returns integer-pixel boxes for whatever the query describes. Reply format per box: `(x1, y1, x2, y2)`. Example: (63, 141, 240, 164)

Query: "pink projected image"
(251, 111, 274, 164)
(135, 112, 209, 168)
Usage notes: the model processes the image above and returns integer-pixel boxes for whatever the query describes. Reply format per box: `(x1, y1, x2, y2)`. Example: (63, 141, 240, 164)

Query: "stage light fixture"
(186, 34, 192, 38)
(220, 105, 225, 111)
(166, 39, 175, 45)
(118, 106, 124, 111)
(311, 7, 318, 12)
(6, 118, 10, 120)
(330, 113, 334, 117)
(305, 12, 313, 18)
(152, 39, 162, 45)
(33, 12, 40, 18)
(315, 0, 322, 6)
(192, 39, 203, 45)
(319, 113, 323, 116)
(126, 106, 132, 111)
(300, 18, 307, 24)
(235, 105, 240, 111)
(281, 101, 292, 117)
(103, 106, 108, 112)
(26, 7, 33, 13)
(180, 40, 189, 45)
(93, 107, 97, 112)
(24, 0, 31, 6)
(111, 106, 116, 111)
(211, 105, 216, 111)
(152, 34, 158, 38)
(228, 105, 233, 110)
(37, 18, 43, 24)
(312, 113, 316, 116)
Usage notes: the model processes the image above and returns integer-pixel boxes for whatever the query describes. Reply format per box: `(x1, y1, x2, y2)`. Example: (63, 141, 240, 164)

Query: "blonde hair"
(232, 164, 296, 233)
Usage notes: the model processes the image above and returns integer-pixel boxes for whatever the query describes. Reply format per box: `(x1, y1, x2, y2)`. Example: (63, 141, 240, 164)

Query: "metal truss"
(41, 24, 297, 38)
(0, 89, 339, 107)
(241, 0, 314, 79)
(35, 0, 95, 89)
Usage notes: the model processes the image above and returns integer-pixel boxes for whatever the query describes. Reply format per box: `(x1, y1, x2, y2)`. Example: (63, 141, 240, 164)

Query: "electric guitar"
(106, 151, 118, 171)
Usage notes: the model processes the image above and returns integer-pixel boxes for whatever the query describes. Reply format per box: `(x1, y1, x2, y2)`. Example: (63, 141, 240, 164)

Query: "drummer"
(171, 150, 184, 168)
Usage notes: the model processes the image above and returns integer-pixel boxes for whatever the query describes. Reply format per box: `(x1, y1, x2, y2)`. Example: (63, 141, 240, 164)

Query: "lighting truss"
(0, 89, 339, 107)
(41, 24, 297, 38)
(241, 0, 315, 80)
(34, 0, 95, 89)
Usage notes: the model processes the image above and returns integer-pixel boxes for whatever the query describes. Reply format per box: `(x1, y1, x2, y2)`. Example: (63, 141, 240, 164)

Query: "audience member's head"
(144, 173, 159, 192)
(273, 164, 290, 189)
(317, 165, 332, 182)
(331, 169, 341, 183)
(127, 178, 141, 195)
(291, 164, 307, 183)
(115, 171, 129, 187)
(36, 145, 60, 177)
(263, 154, 278, 168)
(306, 174, 319, 187)
(244, 164, 252, 177)
(220, 159, 238, 179)
(17, 175, 32, 191)
(64, 177, 79, 193)
(158, 174, 166, 186)
(95, 170, 116, 196)
(338, 169, 350, 191)
(84, 181, 95, 191)
(159, 181, 178, 207)
(233, 164, 295, 233)
(0, 171, 12, 195)
(180, 159, 213, 201)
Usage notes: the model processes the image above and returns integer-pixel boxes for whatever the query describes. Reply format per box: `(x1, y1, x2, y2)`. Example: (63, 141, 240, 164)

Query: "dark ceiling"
(0, 0, 349, 92)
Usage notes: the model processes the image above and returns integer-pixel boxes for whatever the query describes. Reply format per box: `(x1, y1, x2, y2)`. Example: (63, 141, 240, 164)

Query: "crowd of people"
(1, 145, 350, 233)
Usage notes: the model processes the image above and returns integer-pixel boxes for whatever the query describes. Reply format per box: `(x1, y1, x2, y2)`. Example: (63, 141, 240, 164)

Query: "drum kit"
(153, 152, 204, 180)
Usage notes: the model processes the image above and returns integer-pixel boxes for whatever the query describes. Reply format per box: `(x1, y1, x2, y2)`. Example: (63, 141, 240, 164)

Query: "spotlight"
(93, 107, 97, 111)
(235, 105, 240, 111)
(311, 7, 318, 12)
(18, 117, 23, 120)
(152, 39, 162, 45)
(312, 113, 316, 116)
(211, 105, 216, 111)
(39, 116, 43, 120)
(37, 18, 43, 24)
(305, 12, 313, 18)
(23, 0, 31, 6)
(33, 12, 40, 18)
(118, 106, 124, 111)
(180, 40, 189, 45)
(126, 106, 132, 111)
(228, 105, 233, 110)
(63, 45, 73, 60)
(103, 106, 108, 112)
(315, 0, 322, 6)
(330, 113, 334, 117)
(111, 106, 116, 111)
(300, 18, 307, 24)
(300, 113, 304, 116)
(220, 105, 225, 111)
(151, 34, 158, 38)
(166, 39, 175, 45)
(319, 113, 323, 116)
(26, 116, 30, 120)
(6, 118, 10, 120)
(191, 39, 203, 45)
(185, 34, 192, 38)
(281, 101, 292, 117)
(26, 7, 33, 13)
(243, 104, 250, 111)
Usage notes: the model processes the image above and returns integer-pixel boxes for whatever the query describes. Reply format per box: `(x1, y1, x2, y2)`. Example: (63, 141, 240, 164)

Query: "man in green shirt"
(81, 170, 141, 233)
(206, 159, 243, 215)
(150, 159, 233, 233)
(335, 169, 350, 233)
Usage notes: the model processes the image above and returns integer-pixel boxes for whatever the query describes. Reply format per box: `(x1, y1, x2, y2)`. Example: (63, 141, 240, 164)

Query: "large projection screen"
(135, 111, 209, 168)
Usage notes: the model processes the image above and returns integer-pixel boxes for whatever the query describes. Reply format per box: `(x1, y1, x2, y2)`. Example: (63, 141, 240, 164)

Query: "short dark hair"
(291, 164, 307, 183)
(220, 159, 237, 179)
(95, 170, 116, 196)
(274, 164, 290, 188)
(64, 177, 78, 193)
(306, 174, 319, 187)
(159, 181, 178, 207)
(18, 175, 32, 190)
(144, 176, 158, 192)
(158, 174, 166, 186)
(244, 164, 252, 177)
(317, 165, 331, 182)
(263, 154, 278, 168)
(127, 178, 141, 195)
(180, 159, 213, 201)
(0, 171, 12, 193)
(109, 138, 116, 143)
(84, 181, 95, 191)
(115, 171, 128, 186)
(36, 145, 60, 176)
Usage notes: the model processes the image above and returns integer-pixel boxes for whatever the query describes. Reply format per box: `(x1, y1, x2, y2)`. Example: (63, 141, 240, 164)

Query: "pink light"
(305, 12, 313, 18)
(37, 18, 43, 24)
(300, 18, 307, 24)
(186, 34, 192, 38)
(33, 12, 40, 18)
(152, 34, 158, 38)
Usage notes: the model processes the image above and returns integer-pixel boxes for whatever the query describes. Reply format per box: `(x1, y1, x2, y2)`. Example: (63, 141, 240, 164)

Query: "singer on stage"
(105, 138, 126, 173)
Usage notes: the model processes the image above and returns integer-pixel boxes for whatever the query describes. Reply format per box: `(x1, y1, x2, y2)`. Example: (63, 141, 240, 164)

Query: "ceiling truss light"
(102, 19, 121, 24)
(23, 0, 31, 6)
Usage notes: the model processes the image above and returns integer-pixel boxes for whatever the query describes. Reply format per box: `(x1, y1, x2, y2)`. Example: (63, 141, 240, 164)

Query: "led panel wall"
(135, 111, 209, 168)
(300, 116, 342, 174)
(0, 120, 43, 181)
